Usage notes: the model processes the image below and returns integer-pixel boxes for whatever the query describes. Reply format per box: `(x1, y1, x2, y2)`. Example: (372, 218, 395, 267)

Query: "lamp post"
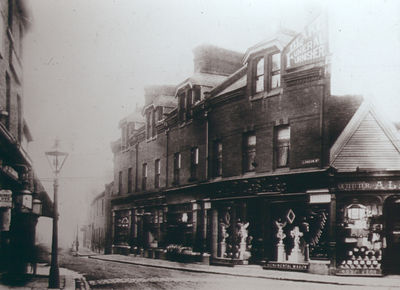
(45, 139, 68, 289)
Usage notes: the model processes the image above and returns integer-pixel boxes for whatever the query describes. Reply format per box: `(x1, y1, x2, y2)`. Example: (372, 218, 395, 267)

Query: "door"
(384, 196, 400, 273)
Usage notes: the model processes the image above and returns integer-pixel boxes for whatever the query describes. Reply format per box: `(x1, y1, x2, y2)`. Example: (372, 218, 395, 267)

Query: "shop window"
(243, 133, 256, 172)
(213, 141, 223, 177)
(173, 152, 181, 185)
(142, 163, 147, 191)
(254, 57, 264, 93)
(190, 147, 199, 180)
(275, 126, 290, 168)
(155, 159, 160, 188)
(336, 198, 383, 275)
(270, 53, 281, 89)
(114, 210, 130, 245)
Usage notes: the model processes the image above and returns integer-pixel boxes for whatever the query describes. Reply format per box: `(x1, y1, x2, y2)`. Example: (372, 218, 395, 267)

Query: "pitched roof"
(330, 102, 400, 171)
(243, 30, 296, 64)
(176, 73, 228, 92)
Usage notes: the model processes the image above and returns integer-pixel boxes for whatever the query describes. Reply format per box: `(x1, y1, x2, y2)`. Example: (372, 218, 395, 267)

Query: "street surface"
(58, 250, 397, 290)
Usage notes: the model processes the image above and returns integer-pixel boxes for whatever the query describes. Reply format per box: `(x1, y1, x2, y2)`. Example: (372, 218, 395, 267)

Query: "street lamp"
(45, 139, 68, 289)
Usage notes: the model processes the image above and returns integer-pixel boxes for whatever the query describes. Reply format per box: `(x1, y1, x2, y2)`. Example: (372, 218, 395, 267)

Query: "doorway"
(384, 196, 400, 273)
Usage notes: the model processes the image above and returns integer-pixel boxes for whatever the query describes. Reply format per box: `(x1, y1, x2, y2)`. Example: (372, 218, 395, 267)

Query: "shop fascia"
(337, 180, 400, 191)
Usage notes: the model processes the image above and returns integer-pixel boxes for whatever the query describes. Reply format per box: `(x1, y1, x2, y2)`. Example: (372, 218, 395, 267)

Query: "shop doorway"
(384, 196, 400, 273)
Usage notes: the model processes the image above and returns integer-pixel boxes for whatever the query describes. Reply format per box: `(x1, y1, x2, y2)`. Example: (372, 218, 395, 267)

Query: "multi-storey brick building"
(86, 182, 114, 254)
(0, 0, 51, 276)
(110, 16, 400, 276)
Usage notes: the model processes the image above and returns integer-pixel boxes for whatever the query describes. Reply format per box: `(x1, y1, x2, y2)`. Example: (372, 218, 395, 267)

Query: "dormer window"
(193, 86, 201, 104)
(179, 92, 186, 122)
(255, 57, 264, 93)
(151, 109, 156, 138)
(146, 111, 151, 139)
(186, 89, 193, 120)
(270, 53, 281, 89)
(252, 52, 281, 95)
(156, 106, 164, 122)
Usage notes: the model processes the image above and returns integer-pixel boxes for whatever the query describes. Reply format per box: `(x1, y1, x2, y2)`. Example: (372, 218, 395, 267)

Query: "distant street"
(57, 250, 392, 290)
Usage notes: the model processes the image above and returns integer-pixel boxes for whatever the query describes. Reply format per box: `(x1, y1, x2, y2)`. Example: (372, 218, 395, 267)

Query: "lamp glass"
(45, 139, 68, 173)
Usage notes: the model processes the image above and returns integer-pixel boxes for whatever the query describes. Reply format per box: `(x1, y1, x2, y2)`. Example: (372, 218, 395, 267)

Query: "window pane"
(247, 149, 256, 171)
(277, 126, 290, 140)
(277, 145, 289, 167)
(272, 53, 281, 71)
(256, 58, 264, 76)
(271, 73, 280, 89)
(247, 135, 256, 146)
(276, 126, 290, 168)
(256, 77, 264, 93)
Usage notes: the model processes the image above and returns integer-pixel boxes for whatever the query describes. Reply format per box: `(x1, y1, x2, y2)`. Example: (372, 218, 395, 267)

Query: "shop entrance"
(384, 196, 400, 273)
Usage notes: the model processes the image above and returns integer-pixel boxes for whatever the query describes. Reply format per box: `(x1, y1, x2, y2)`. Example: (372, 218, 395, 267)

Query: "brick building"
(110, 16, 400, 276)
(85, 182, 114, 254)
(0, 0, 52, 276)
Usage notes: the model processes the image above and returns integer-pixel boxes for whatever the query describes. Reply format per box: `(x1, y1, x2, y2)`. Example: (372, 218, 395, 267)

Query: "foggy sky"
(22, 0, 400, 246)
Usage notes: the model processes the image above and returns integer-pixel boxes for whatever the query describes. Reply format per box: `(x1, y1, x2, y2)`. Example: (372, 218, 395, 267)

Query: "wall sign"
(284, 15, 328, 69)
(0, 190, 12, 208)
(337, 181, 400, 191)
(301, 158, 320, 166)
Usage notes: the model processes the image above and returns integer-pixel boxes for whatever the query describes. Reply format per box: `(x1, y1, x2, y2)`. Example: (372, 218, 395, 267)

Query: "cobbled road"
(58, 250, 393, 290)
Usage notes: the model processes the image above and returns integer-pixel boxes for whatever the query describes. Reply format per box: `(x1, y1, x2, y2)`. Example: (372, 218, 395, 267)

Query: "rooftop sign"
(285, 15, 328, 69)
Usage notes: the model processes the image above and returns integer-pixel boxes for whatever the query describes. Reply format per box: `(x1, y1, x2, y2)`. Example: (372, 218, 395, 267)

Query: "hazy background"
(21, 0, 400, 246)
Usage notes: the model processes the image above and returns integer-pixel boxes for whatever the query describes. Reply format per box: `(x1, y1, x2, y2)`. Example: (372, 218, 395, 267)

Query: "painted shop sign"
(285, 15, 328, 69)
(264, 261, 309, 271)
(301, 158, 320, 166)
(336, 268, 382, 276)
(0, 190, 12, 208)
(337, 181, 400, 191)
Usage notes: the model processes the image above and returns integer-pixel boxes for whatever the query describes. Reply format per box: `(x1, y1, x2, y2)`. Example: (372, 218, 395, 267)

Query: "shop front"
(210, 198, 255, 266)
(112, 209, 131, 254)
(334, 175, 400, 276)
(264, 193, 331, 272)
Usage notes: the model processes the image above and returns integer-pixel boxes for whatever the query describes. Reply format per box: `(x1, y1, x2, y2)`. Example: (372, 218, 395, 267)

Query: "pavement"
(84, 252, 400, 288)
(0, 263, 89, 290)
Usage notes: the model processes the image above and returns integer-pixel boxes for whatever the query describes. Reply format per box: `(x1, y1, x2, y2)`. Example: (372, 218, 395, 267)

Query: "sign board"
(337, 181, 400, 191)
(285, 15, 328, 69)
(310, 194, 331, 204)
(264, 261, 309, 271)
(0, 190, 12, 208)
(301, 158, 320, 166)
(22, 194, 32, 209)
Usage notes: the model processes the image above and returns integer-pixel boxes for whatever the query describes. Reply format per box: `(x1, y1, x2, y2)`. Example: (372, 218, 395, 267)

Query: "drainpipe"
(205, 110, 209, 180)
(165, 124, 169, 188)
(135, 143, 139, 192)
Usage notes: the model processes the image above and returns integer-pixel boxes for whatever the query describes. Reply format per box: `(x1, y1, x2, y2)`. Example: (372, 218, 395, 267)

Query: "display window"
(269, 202, 309, 263)
(336, 197, 383, 276)
(114, 210, 130, 245)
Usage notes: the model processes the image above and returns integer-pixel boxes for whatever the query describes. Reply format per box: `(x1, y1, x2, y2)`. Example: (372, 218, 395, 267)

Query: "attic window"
(255, 57, 264, 93)
(193, 86, 201, 103)
(270, 53, 281, 89)
(156, 106, 164, 122)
